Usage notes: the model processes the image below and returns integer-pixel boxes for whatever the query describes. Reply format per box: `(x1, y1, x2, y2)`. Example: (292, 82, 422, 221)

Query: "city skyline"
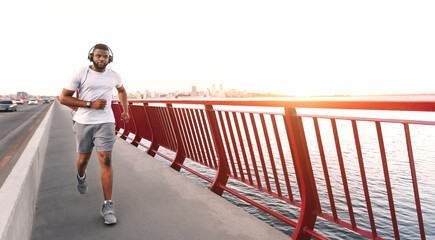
(126, 83, 270, 99)
(3, 81, 435, 101)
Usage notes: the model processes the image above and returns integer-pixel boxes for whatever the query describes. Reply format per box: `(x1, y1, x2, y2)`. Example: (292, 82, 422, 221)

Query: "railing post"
(204, 105, 229, 196)
(143, 103, 159, 157)
(111, 101, 122, 134)
(128, 102, 141, 147)
(284, 107, 318, 240)
(166, 104, 186, 171)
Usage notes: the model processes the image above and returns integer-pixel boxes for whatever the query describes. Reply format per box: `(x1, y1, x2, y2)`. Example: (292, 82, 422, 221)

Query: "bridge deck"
(30, 102, 288, 240)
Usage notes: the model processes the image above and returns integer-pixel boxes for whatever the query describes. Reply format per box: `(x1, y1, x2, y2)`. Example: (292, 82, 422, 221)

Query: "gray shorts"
(72, 122, 116, 153)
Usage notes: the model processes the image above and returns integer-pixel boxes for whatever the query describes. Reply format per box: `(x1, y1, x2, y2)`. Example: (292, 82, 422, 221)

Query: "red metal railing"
(112, 98, 433, 240)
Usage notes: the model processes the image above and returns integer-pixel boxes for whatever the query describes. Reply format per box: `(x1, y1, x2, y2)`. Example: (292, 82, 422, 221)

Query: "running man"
(59, 43, 129, 225)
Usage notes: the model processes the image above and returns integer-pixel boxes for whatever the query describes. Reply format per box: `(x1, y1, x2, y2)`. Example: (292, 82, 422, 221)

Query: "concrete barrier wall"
(0, 105, 54, 240)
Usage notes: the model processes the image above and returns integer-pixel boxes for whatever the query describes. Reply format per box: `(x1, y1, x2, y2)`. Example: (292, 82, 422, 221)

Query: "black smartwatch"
(86, 101, 92, 108)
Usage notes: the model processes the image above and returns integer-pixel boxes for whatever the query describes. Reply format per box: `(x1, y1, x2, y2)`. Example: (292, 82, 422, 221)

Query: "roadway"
(0, 101, 52, 187)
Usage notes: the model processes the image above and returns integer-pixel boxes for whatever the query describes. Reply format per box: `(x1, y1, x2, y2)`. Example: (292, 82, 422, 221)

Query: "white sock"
(78, 173, 85, 180)
(104, 200, 112, 204)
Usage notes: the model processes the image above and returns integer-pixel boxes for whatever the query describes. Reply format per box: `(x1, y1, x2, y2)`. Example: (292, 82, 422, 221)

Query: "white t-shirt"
(65, 66, 123, 124)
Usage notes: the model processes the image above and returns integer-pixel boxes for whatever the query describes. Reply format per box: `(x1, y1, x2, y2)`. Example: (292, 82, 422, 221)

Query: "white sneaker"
(76, 173, 88, 194)
(100, 201, 117, 225)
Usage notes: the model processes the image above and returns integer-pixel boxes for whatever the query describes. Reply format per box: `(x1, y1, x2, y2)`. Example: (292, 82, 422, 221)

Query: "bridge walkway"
(30, 102, 288, 240)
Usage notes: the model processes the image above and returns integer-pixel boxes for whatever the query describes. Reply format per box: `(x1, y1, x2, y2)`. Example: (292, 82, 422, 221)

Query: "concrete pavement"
(30, 101, 289, 240)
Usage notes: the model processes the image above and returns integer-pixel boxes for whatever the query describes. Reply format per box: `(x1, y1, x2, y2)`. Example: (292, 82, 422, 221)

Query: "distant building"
(142, 90, 151, 99)
(192, 86, 197, 96)
(211, 84, 216, 96)
(135, 91, 143, 99)
(229, 89, 237, 97)
(216, 91, 226, 98)
(16, 91, 29, 101)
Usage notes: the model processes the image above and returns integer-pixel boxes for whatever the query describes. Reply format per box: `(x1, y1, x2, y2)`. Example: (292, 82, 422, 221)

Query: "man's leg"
(76, 153, 92, 194)
(94, 123, 117, 224)
(98, 151, 117, 224)
(77, 153, 92, 177)
(97, 151, 113, 200)
(73, 121, 94, 178)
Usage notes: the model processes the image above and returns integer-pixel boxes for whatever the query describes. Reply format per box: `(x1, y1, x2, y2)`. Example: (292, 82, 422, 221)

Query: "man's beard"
(93, 61, 108, 71)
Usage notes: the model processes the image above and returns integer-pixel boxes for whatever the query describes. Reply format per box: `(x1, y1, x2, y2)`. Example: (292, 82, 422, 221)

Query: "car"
(42, 98, 50, 104)
(15, 99, 24, 104)
(28, 98, 38, 105)
(0, 100, 18, 112)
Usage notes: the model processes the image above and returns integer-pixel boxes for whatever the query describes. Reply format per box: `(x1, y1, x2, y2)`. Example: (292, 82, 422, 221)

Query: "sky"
(0, 0, 434, 97)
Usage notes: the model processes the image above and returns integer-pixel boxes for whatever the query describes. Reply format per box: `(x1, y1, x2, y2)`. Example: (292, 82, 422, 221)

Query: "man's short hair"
(93, 44, 110, 52)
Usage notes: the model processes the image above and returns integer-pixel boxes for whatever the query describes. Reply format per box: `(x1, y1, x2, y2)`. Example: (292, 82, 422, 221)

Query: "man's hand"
(121, 112, 130, 123)
(91, 99, 107, 109)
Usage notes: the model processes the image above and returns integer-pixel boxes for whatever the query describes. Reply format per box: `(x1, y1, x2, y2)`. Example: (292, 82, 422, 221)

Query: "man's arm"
(59, 88, 106, 109)
(116, 86, 130, 123)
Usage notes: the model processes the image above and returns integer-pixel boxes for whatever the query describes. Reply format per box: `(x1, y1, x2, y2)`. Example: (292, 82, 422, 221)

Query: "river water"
(134, 102, 435, 239)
